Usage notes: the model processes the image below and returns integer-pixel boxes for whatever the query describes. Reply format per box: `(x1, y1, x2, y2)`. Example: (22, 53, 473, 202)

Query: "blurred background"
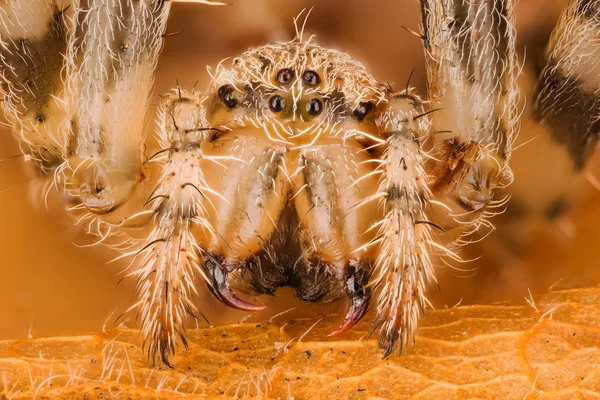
(2, 0, 599, 341)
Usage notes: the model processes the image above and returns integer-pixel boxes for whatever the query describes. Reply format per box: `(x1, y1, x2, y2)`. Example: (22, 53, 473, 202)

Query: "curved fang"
(206, 258, 267, 312)
(329, 261, 371, 337)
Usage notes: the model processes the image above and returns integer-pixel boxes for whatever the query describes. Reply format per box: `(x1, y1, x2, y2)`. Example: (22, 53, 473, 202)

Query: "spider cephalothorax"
(3, 0, 598, 367)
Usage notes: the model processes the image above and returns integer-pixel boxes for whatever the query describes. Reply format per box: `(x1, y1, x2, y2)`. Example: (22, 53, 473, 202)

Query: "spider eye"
(353, 101, 373, 121)
(218, 84, 238, 108)
(302, 70, 320, 86)
(269, 95, 286, 112)
(305, 98, 323, 116)
(276, 68, 294, 85)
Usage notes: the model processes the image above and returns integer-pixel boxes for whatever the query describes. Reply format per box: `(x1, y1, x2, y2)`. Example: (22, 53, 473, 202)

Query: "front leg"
(372, 94, 440, 355)
(62, 0, 171, 215)
(0, 1, 71, 174)
(420, 0, 518, 238)
(369, 0, 520, 355)
(130, 89, 215, 366)
(1, 0, 172, 218)
(1, 0, 178, 365)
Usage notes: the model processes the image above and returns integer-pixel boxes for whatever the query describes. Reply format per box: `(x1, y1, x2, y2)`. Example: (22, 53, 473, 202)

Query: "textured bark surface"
(2, 286, 600, 399)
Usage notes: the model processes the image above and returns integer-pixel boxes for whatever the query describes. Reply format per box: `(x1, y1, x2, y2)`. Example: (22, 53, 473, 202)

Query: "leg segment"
(421, 0, 519, 152)
(508, 0, 600, 227)
(366, 0, 520, 356)
(133, 90, 212, 366)
(1, 1, 179, 366)
(62, 0, 170, 214)
(1, 0, 171, 214)
(372, 96, 439, 355)
(534, 0, 600, 170)
(0, 1, 71, 174)
(420, 0, 518, 238)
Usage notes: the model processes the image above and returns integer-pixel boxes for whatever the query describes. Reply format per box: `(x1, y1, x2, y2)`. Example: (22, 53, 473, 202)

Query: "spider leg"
(371, 95, 439, 355)
(131, 90, 217, 367)
(421, 0, 519, 152)
(420, 0, 518, 240)
(0, 2, 72, 174)
(1, 1, 179, 366)
(535, 0, 599, 171)
(501, 0, 599, 234)
(1, 0, 172, 214)
(366, 0, 519, 355)
(61, 0, 171, 215)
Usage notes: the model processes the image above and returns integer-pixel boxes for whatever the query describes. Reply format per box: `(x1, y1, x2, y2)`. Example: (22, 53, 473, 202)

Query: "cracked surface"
(1, 287, 600, 399)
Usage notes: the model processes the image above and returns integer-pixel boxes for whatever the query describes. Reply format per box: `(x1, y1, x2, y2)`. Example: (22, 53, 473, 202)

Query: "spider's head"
(205, 38, 391, 142)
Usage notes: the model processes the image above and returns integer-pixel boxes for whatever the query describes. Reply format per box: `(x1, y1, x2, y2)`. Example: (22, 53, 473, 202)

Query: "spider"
(0, 0, 598, 367)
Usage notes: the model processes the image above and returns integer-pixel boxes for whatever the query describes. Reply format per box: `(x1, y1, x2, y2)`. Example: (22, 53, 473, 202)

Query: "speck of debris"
(573, 333, 576, 336)
(90, 358, 97, 363)
(256, 324, 261, 328)
(233, 347, 239, 351)
(305, 350, 312, 358)
(341, 351, 346, 355)
(358, 388, 367, 392)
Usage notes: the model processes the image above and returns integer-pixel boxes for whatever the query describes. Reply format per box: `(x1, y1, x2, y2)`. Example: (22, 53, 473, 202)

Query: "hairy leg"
(0, 1, 71, 174)
(490, 0, 599, 248)
(420, 0, 518, 245)
(535, 0, 600, 171)
(61, 0, 170, 214)
(129, 89, 214, 366)
(370, 94, 440, 355)
(1, 0, 175, 364)
(364, 0, 519, 355)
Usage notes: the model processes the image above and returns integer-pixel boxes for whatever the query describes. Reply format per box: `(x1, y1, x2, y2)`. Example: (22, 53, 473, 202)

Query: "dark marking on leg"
(534, 71, 600, 170)
(577, 0, 600, 23)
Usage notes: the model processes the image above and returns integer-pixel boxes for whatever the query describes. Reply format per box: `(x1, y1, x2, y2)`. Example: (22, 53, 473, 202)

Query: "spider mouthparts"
(216, 286, 267, 312)
(328, 288, 370, 337)
(205, 256, 267, 312)
(328, 260, 371, 337)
